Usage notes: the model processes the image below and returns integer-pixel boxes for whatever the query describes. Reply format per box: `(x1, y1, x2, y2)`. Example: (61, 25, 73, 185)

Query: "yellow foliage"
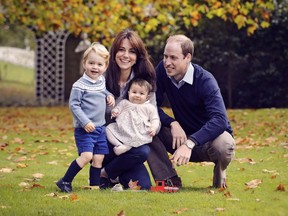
(0, 13, 4, 24)
(132, 5, 143, 14)
(190, 10, 201, 20)
(191, 18, 199, 27)
(157, 14, 167, 23)
(247, 24, 258, 36)
(260, 21, 270, 28)
(235, 14, 247, 29)
(239, 7, 249, 16)
(144, 18, 159, 33)
(0, 0, 276, 41)
(228, 7, 238, 17)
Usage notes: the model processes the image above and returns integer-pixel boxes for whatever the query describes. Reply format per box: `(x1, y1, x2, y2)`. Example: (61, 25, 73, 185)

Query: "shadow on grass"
(180, 186, 212, 192)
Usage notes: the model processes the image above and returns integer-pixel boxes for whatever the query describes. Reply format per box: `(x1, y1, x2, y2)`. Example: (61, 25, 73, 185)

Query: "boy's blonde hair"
(82, 42, 110, 66)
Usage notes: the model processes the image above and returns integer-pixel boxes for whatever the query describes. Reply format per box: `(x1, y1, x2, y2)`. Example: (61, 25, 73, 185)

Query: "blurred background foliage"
(0, 0, 287, 108)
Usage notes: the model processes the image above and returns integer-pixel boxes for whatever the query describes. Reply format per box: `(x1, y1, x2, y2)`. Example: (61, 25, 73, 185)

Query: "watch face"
(186, 140, 194, 149)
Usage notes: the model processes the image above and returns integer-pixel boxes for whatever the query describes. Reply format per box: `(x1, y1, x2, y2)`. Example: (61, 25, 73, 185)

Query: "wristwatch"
(185, 139, 195, 149)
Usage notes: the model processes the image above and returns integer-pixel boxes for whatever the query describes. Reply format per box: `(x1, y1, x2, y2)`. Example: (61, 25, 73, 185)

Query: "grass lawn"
(0, 107, 287, 216)
(0, 61, 35, 106)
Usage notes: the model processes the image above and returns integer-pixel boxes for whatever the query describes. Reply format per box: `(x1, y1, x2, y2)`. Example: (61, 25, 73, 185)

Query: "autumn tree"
(0, 0, 279, 107)
(0, 0, 275, 47)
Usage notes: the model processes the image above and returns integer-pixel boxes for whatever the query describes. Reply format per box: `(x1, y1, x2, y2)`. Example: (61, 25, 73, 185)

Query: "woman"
(101, 29, 157, 190)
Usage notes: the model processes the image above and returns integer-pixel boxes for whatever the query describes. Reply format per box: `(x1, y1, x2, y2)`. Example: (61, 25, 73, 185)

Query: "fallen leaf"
(47, 160, 58, 165)
(265, 136, 277, 143)
(235, 145, 253, 150)
(44, 193, 58, 197)
(81, 185, 100, 190)
(0, 168, 13, 173)
(262, 169, 278, 174)
(235, 158, 256, 165)
(31, 183, 45, 188)
(37, 145, 47, 150)
(38, 151, 49, 155)
(14, 156, 27, 162)
(58, 195, 70, 200)
(14, 147, 22, 152)
(70, 193, 78, 201)
(19, 182, 30, 187)
(128, 180, 141, 190)
(0, 205, 11, 209)
(2, 135, 8, 140)
(12, 137, 24, 144)
(0, 143, 8, 150)
(33, 173, 44, 179)
(208, 190, 215, 194)
(227, 198, 240, 201)
(218, 187, 226, 192)
(245, 179, 262, 189)
(173, 207, 188, 214)
(215, 208, 225, 212)
(199, 162, 214, 166)
(17, 163, 28, 168)
(276, 184, 285, 191)
(23, 178, 36, 182)
(224, 191, 232, 198)
(117, 210, 125, 216)
(6, 154, 14, 160)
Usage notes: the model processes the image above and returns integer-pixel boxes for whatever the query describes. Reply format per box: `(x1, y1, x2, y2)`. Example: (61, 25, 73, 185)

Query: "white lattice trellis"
(35, 31, 70, 105)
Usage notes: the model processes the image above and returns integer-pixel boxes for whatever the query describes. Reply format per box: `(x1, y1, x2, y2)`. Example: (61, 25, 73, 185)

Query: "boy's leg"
(56, 159, 82, 192)
(89, 165, 101, 186)
(62, 160, 82, 182)
(89, 126, 109, 187)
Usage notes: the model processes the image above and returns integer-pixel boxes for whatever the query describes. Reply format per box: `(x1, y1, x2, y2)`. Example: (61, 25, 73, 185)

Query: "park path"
(0, 46, 34, 69)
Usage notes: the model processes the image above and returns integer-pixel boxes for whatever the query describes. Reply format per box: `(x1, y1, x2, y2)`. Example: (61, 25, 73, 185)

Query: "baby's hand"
(107, 95, 115, 107)
(84, 122, 95, 133)
(148, 128, 156, 137)
(111, 110, 120, 119)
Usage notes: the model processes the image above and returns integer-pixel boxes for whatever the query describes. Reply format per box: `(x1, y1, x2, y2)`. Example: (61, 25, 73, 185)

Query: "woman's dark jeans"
(103, 142, 152, 190)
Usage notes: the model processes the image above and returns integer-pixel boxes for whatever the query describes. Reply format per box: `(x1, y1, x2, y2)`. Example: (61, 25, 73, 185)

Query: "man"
(148, 35, 235, 188)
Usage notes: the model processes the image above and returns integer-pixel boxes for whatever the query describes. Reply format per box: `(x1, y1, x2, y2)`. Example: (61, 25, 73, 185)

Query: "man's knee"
(210, 132, 235, 163)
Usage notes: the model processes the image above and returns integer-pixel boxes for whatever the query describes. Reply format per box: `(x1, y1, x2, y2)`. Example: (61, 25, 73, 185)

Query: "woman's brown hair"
(106, 29, 156, 98)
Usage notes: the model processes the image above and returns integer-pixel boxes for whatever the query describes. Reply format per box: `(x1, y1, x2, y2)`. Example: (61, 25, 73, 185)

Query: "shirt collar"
(83, 72, 98, 84)
(170, 63, 194, 89)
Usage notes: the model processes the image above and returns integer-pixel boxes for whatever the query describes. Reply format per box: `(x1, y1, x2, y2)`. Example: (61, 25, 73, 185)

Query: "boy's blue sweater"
(69, 75, 111, 128)
(156, 61, 233, 146)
